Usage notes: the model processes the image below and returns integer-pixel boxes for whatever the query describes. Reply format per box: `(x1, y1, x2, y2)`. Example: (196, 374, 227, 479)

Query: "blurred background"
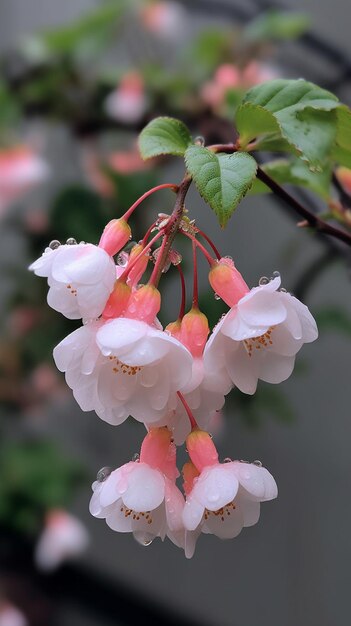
(0, 1, 350, 625)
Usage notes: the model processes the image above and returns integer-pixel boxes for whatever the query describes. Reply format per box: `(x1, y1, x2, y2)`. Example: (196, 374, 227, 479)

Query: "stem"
(196, 228, 221, 260)
(122, 183, 178, 221)
(119, 231, 163, 282)
(177, 392, 198, 430)
(142, 221, 158, 246)
(149, 176, 192, 287)
(192, 240, 199, 308)
(181, 231, 214, 265)
(256, 166, 351, 247)
(176, 264, 186, 319)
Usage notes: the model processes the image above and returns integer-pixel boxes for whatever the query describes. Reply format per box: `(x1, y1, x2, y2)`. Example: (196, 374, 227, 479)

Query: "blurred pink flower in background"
(201, 62, 278, 112)
(83, 143, 152, 198)
(0, 603, 28, 626)
(140, 1, 187, 40)
(0, 146, 49, 215)
(34, 509, 89, 572)
(104, 73, 147, 124)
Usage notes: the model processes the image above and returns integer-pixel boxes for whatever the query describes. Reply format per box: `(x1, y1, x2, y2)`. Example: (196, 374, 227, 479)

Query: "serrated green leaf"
(249, 158, 332, 199)
(332, 105, 351, 166)
(185, 146, 257, 227)
(236, 79, 339, 171)
(244, 10, 310, 42)
(139, 117, 192, 160)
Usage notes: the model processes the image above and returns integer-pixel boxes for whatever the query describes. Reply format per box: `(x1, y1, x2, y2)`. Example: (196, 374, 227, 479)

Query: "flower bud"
(180, 308, 209, 357)
(182, 461, 200, 496)
(140, 427, 177, 480)
(165, 319, 182, 341)
(186, 429, 219, 472)
(209, 258, 249, 307)
(99, 218, 131, 257)
(102, 280, 131, 319)
(125, 284, 161, 325)
(126, 243, 149, 287)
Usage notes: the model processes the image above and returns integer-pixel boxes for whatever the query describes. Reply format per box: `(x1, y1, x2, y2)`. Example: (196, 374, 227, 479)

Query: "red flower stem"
(181, 230, 214, 265)
(148, 233, 168, 286)
(192, 240, 199, 308)
(176, 264, 186, 320)
(177, 392, 198, 430)
(196, 228, 221, 260)
(142, 221, 158, 246)
(119, 230, 163, 282)
(122, 183, 178, 221)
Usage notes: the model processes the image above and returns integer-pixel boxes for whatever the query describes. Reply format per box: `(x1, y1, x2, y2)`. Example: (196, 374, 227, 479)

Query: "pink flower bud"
(209, 258, 249, 307)
(102, 280, 131, 319)
(182, 461, 200, 496)
(99, 218, 131, 256)
(126, 243, 149, 287)
(180, 308, 209, 357)
(125, 284, 161, 325)
(165, 319, 182, 340)
(186, 429, 219, 472)
(140, 427, 177, 480)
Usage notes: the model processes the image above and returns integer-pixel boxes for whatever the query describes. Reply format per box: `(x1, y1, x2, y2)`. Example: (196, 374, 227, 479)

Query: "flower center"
(120, 505, 153, 524)
(243, 327, 274, 357)
(109, 355, 142, 375)
(204, 501, 236, 522)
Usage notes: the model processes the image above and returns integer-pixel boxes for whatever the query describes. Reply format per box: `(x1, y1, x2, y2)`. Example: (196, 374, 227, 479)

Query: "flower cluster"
(30, 178, 317, 556)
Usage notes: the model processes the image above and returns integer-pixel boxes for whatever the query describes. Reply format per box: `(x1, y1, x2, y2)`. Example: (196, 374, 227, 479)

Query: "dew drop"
(194, 136, 205, 146)
(214, 293, 221, 301)
(223, 457, 232, 463)
(117, 251, 129, 267)
(272, 270, 280, 278)
(223, 255, 233, 261)
(279, 287, 287, 293)
(96, 466, 112, 482)
(239, 459, 250, 464)
(66, 237, 77, 245)
(132, 453, 140, 462)
(49, 239, 60, 250)
(134, 531, 154, 546)
(253, 460, 262, 467)
(259, 276, 269, 286)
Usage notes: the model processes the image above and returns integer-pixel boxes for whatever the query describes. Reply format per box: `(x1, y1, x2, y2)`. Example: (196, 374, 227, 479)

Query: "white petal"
(238, 290, 287, 329)
(225, 342, 259, 395)
(122, 463, 165, 512)
(230, 462, 278, 501)
(182, 496, 205, 531)
(191, 465, 239, 512)
(258, 351, 295, 384)
(97, 318, 148, 356)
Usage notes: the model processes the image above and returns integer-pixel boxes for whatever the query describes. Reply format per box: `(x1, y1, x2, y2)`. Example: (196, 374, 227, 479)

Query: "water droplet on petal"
(132, 453, 140, 462)
(66, 237, 77, 245)
(49, 239, 60, 250)
(223, 457, 232, 463)
(279, 287, 287, 293)
(117, 251, 129, 266)
(259, 276, 269, 286)
(253, 460, 262, 467)
(272, 270, 280, 278)
(96, 466, 112, 482)
(239, 459, 250, 464)
(134, 531, 155, 546)
(223, 255, 233, 261)
(214, 293, 221, 300)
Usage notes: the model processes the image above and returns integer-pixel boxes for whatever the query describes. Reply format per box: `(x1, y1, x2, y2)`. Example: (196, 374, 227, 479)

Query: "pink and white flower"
(35, 509, 89, 571)
(29, 242, 116, 320)
(0, 604, 28, 626)
(180, 430, 277, 556)
(140, 1, 187, 41)
(53, 315, 193, 425)
(105, 73, 147, 124)
(90, 428, 185, 545)
(0, 145, 48, 215)
(205, 275, 318, 395)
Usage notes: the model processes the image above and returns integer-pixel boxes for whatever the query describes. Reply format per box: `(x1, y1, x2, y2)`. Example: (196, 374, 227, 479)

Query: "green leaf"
(139, 117, 193, 159)
(244, 10, 310, 42)
(185, 146, 257, 226)
(332, 105, 351, 166)
(249, 158, 332, 200)
(236, 79, 339, 171)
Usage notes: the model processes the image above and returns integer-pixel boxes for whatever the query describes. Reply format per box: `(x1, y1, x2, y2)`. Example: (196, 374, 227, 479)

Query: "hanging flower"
(90, 428, 185, 545)
(29, 242, 117, 320)
(0, 145, 48, 215)
(105, 73, 147, 124)
(180, 430, 277, 556)
(205, 272, 318, 394)
(35, 509, 89, 571)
